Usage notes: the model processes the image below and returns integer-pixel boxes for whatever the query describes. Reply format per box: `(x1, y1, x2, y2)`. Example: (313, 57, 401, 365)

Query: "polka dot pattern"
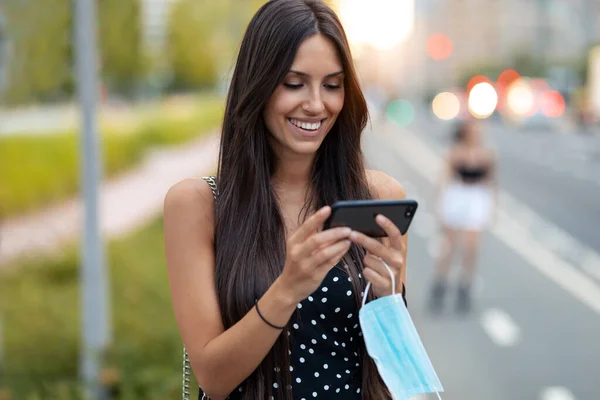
(224, 263, 364, 399)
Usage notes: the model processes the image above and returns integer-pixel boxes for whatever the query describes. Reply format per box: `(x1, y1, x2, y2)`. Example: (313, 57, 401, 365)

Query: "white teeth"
(290, 118, 321, 131)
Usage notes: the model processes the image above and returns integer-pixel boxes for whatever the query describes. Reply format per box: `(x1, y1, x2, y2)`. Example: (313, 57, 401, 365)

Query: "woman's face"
(263, 34, 345, 158)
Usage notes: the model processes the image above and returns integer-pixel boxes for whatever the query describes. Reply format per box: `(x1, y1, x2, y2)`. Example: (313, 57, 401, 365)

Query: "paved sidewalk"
(0, 133, 220, 267)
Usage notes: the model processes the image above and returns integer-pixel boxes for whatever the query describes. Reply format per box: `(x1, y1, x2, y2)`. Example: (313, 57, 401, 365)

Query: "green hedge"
(0, 217, 200, 400)
(0, 96, 224, 220)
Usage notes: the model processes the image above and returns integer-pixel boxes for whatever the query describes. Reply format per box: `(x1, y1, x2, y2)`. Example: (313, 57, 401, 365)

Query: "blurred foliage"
(456, 52, 550, 89)
(165, 0, 267, 91)
(98, 0, 147, 96)
(0, 0, 271, 105)
(0, 217, 200, 399)
(512, 51, 548, 78)
(166, 0, 222, 90)
(0, 0, 72, 105)
(0, 0, 144, 105)
(0, 94, 224, 219)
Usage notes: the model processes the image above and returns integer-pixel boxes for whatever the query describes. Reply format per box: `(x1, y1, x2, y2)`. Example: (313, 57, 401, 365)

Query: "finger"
(315, 246, 352, 277)
(349, 230, 393, 261)
(292, 206, 331, 242)
(362, 267, 391, 292)
(375, 214, 404, 251)
(364, 254, 391, 278)
(312, 239, 351, 268)
(305, 227, 352, 256)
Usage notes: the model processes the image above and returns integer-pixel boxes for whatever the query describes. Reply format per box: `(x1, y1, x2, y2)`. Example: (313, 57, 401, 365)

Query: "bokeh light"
(467, 75, 492, 94)
(530, 78, 550, 92)
(506, 80, 536, 117)
(339, 0, 414, 51)
(432, 92, 460, 120)
(386, 99, 416, 127)
(540, 90, 566, 118)
(468, 82, 498, 119)
(427, 33, 453, 61)
(497, 69, 521, 89)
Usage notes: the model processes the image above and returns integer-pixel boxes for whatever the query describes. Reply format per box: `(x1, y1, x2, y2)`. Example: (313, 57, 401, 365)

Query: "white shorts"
(439, 183, 492, 231)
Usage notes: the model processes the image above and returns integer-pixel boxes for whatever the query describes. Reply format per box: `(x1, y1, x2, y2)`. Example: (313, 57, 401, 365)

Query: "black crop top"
(454, 164, 489, 183)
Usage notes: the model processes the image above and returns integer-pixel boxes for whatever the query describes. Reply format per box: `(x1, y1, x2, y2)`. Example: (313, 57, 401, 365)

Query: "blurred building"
(408, 0, 600, 92)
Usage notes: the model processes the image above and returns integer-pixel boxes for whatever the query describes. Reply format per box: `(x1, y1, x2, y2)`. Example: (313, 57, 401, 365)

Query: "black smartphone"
(323, 199, 418, 237)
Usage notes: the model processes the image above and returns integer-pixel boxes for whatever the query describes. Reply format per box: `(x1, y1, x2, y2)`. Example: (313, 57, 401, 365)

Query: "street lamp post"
(74, 0, 112, 398)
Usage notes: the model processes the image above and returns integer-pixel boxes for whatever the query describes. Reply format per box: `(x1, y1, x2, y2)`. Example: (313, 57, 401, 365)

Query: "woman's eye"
(325, 84, 342, 90)
(283, 83, 303, 90)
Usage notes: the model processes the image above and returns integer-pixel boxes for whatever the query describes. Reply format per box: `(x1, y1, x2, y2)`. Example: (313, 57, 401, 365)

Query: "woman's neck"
(271, 153, 314, 192)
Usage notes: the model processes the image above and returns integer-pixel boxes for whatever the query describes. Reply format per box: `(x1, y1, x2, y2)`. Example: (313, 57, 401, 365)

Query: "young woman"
(430, 120, 498, 313)
(164, 1, 408, 398)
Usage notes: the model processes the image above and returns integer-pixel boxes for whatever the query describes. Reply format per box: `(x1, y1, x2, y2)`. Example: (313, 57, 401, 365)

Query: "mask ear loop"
(361, 258, 396, 308)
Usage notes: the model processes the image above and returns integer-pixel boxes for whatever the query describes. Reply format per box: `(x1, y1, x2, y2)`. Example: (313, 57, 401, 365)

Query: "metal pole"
(74, 0, 111, 398)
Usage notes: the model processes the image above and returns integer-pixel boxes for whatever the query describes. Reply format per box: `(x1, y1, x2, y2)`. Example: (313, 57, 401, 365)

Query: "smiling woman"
(264, 35, 345, 157)
(163, 1, 409, 399)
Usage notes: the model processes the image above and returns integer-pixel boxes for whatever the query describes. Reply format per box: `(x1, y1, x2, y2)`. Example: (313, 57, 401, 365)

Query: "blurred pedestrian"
(429, 119, 498, 313)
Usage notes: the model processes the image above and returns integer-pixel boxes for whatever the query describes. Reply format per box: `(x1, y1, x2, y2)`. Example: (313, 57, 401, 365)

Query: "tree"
(98, 0, 146, 97)
(0, 0, 146, 105)
(1, 0, 71, 105)
(166, 0, 222, 90)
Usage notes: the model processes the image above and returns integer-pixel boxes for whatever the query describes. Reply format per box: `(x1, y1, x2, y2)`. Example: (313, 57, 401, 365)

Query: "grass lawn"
(0, 217, 200, 400)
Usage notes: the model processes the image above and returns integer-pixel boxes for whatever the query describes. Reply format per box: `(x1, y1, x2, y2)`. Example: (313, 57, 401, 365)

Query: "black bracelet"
(255, 300, 286, 330)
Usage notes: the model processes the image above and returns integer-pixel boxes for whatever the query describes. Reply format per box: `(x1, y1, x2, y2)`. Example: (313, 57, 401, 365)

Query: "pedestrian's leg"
(456, 230, 481, 312)
(429, 226, 459, 312)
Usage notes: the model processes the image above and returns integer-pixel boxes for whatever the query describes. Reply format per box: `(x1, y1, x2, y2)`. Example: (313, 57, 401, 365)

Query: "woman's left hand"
(349, 214, 406, 298)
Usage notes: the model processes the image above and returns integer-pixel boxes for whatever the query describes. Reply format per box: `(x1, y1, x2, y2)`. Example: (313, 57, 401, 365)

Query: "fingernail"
(376, 214, 386, 223)
(321, 206, 330, 214)
(343, 228, 351, 235)
(350, 231, 359, 240)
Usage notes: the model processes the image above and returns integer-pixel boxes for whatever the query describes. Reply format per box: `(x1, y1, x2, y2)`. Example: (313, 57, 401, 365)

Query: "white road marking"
(540, 386, 577, 400)
(494, 210, 600, 315)
(480, 308, 521, 347)
(581, 252, 600, 282)
(379, 126, 600, 315)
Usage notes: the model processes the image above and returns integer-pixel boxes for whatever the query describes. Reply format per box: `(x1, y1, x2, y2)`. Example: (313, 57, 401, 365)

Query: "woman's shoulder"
(163, 177, 216, 233)
(365, 169, 406, 200)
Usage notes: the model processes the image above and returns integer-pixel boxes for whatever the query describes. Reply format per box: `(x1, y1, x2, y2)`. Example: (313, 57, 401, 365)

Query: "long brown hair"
(214, 1, 390, 398)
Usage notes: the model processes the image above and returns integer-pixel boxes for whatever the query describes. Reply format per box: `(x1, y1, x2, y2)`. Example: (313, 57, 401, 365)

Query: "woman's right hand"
(277, 206, 352, 303)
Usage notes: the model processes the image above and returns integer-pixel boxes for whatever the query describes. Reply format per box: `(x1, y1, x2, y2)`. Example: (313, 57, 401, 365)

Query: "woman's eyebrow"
(288, 70, 345, 78)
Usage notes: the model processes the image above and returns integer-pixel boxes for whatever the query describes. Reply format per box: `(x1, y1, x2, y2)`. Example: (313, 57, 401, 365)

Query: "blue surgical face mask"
(359, 260, 444, 400)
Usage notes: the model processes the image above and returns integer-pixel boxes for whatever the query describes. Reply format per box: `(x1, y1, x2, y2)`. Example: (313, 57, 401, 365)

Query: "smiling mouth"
(288, 118, 325, 132)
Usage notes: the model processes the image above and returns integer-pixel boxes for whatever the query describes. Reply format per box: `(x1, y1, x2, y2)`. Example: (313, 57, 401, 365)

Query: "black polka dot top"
(208, 263, 365, 400)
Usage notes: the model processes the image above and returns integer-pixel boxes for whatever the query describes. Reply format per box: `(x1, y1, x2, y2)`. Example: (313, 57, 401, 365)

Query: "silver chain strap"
(182, 176, 217, 400)
(182, 345, 192, 400)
